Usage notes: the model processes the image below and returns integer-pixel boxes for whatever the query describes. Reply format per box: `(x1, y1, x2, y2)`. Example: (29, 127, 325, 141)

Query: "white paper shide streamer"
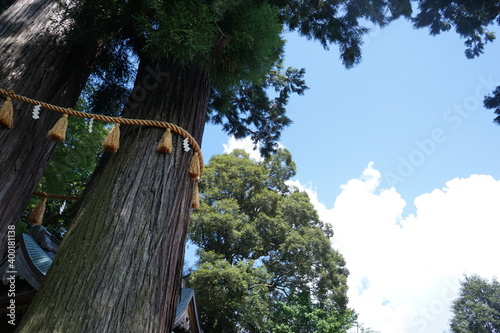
(32, 105, 41, 119)
(183, 138, 191, 152)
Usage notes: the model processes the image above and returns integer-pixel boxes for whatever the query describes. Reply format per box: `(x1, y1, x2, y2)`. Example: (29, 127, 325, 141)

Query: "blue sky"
(198, 18, 500, 333)
(204, 18, 500, 213)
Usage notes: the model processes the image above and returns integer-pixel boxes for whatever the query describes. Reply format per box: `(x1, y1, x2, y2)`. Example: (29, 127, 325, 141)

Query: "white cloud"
(222, 136, 262, 161)
(293, 163, 500, 333)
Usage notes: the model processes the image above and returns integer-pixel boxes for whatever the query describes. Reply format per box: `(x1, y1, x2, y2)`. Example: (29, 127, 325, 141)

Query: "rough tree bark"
(0, 0, 98, 257)
(16, 57, 210, 332)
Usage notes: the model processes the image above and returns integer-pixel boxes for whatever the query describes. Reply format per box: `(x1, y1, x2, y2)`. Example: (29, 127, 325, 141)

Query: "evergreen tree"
(272, 294, 357, 333)
(187, 149, 353, 332)
(449, 275, 500, 333)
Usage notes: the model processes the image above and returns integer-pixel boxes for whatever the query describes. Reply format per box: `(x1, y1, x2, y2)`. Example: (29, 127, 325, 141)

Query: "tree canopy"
(73, 0, 500, 149)
(413, 0, 499, 59)
(272, 293, 357, 333)
(187, 149, 352, 332)
(68, 0, 413, 154)
(449, 275, 500, 333)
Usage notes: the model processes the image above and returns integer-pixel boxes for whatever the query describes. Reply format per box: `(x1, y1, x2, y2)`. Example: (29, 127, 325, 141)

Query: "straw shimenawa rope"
(32, 192, 81, 201)
(26, 192, 80, 225)
(0, 88, 204, 176)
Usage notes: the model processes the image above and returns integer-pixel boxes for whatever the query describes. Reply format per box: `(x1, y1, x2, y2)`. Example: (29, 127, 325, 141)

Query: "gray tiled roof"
(22, 233, 53, 275)
(175, 288, 195, 320)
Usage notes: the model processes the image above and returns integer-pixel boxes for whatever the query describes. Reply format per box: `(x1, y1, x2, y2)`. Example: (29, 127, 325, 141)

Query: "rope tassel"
(0, 96, 13, 128)
(192, 182, 200, 209)
(157, 128, 173, 153)
(27, 197, 47, 225)
(47, 114, 69, 141)
(103, 123, 120, 153)
(189, 151, 201, 179)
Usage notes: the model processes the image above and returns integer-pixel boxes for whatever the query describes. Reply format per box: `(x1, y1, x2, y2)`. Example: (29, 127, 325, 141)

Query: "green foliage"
(413, 0, 499, 59)
(139, 0, 284, 86)
(206, 0, 284, 88)
(139, 0, 219, 64)
(272, 294, 357, 333)
(82, 41, 137, 117)
(40, 121, 106, 196)
(449, 275, 500, 333)
(15, 221, 29, 236)
(209, 59, 308, 155)
(63, 0, 402, 152)
(188, 149, 351, 332)
(60, 0, 140, 117)
(262, 147, 297, 193)
(30, 97, 108, 237)
(189, 251, 273, 332)
(356, 323, 379, 333)
(270, 0, 412, 68)
(484, 86, 500, 125)
(59, 0, 500, 157)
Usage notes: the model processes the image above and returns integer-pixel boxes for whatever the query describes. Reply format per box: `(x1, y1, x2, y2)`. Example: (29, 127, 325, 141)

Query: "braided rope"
(0, 88, 203, 175)
(33, 192, 81, 201)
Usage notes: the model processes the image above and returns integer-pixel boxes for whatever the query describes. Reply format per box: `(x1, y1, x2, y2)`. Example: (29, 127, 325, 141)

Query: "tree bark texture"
(0, 0, 97, 257)
(17, 58, 210, 333)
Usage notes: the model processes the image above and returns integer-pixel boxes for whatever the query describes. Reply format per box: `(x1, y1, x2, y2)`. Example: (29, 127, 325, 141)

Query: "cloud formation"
(295, 163, 500, 332)
(222, 136, 262, 161)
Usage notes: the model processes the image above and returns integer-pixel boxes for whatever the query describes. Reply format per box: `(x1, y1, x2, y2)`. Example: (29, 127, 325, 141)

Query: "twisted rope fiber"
(33, 192, 81, 201)
(0, 88, 204, 175)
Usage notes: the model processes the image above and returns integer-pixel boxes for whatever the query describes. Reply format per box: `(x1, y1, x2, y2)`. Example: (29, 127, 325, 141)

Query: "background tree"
(15, 1, 411, 332)
(187, 149, 353, 332)
(272, 293, 357, 333)
(412, 0, 500, 123)
(20, 96, 109, 238)
(449, 275, 500, 333)
(188, 251, 273, 332)
(354, 323, 380, 333)
(484, 86, 500, 124)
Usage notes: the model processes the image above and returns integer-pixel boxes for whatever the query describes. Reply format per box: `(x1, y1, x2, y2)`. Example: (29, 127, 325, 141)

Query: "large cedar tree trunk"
(0, 0, 97, 256)
(17, 58, 210, 332)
